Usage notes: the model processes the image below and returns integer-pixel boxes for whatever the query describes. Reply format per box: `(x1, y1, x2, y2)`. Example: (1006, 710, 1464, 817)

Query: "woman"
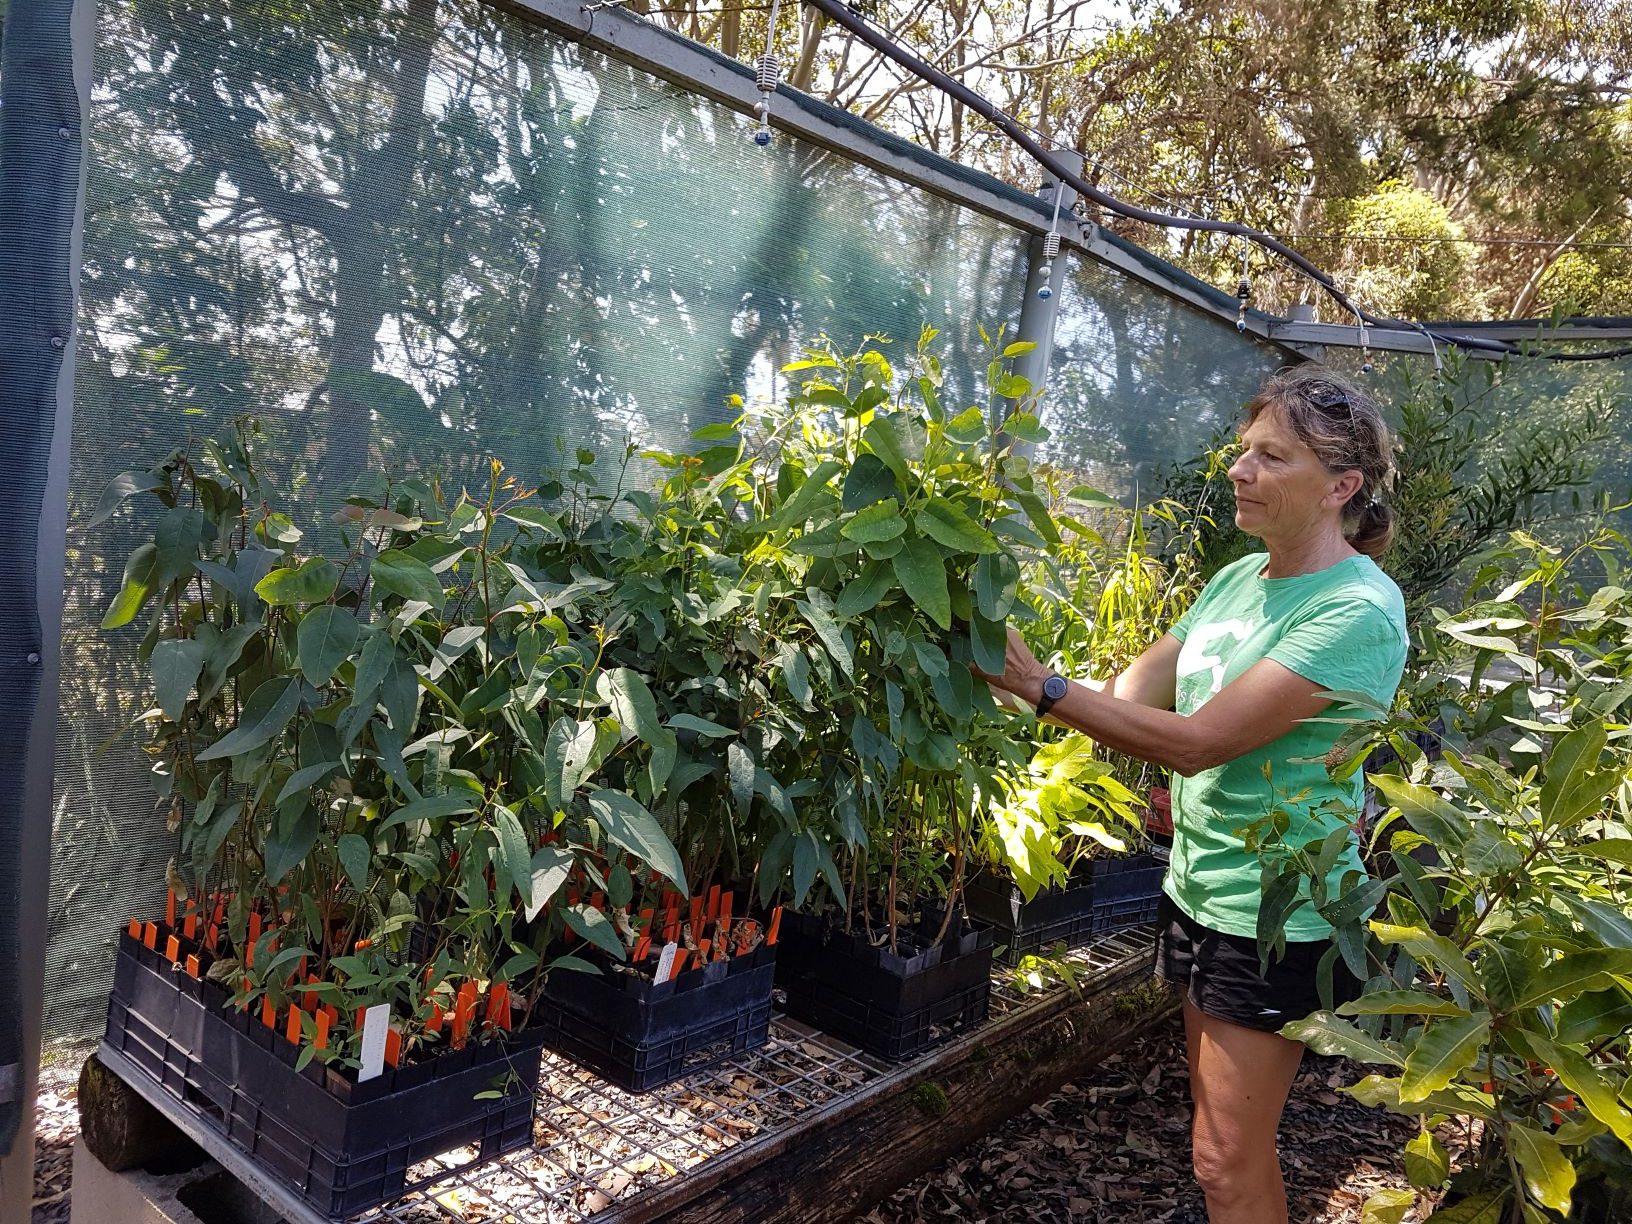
(978, 365, 1406, 1224)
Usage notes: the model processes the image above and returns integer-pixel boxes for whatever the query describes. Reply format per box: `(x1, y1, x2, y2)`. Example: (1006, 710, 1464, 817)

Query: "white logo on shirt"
(1177, 619, 1254, 697)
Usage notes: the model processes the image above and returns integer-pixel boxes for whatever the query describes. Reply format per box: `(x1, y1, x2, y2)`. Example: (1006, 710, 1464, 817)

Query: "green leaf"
(1008, 488, 1060, 545)
(598, 668, 662, 744)
(1001, 411, 1047, 443)
(196, 677, 303, 762)
(841, 454, 899, 511)
(545, 716, 600, 808)
(527, 847, 573, 922)
(1540, 718, 1606, 827)
(86, 469, 165, 529)
(376, 792, 478, 832)
(728, 742, 754, 818)
(296, 605, 358, 687)
(1556, 988, 1632, 1044)
(973, 552, 1021, 620)
(350, 632, 395, 714)
(916, 498, 998, 554)
(863, 416, 912, 484)
(1344, 1073, 1496, 1121)
(1513, 949, 1632, 1011)
(264, 798, 320, 885)
(841, 499, 907, 544)
(1361, 1187, 1417, 1224)
(667, 713, 736, 739)
(1371, 922, 1479, 991)
(337, 833, 370, 893)
(1399, 1010, 1489, 1103)
(563, 904, 626, 961)
(1322, 875, 1394, 928)
(1337, 990, 1469, 1019)
(586, 790, 687, 894)
(275, 759, 342, 805)
(792, 831, 818, 905)
(254, 557, 339, 607)
(1001, 340, 1037, 358)
(1461, 827, 1524, 877)
(970, 614, 1007, 676)
(1371, 775, 1472, 849)
(101, 544, 161, 629)
(836, 562, 896, 618)
(494, 805, 533, 911)
(151, 638, 209, 721)
(1525, 1034, 1632, 1145)
(756, 460, 843, 533)
(1422, 1192, 1507, 1222)
(1507, 1122, 1576, 1214)
(796, 594, 854, 678)
(892, 538, 951, 629)
(944, 405, 988, 445)
(369, 549, 446, 612)
(1280, 1011, 1405, 1067)
(1404, 1131, 1449, 1189)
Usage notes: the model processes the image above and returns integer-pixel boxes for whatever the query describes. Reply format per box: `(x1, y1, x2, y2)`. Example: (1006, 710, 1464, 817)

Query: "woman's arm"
(980, 629, 1332, 777)
(1098, 633, 1182, 710)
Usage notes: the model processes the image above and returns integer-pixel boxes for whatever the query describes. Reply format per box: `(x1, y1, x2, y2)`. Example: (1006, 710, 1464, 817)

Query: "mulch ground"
(32, 1015, 1452, 1223)
(863, 1012, 1449, 1223)
(31, 1065, 78, 1224)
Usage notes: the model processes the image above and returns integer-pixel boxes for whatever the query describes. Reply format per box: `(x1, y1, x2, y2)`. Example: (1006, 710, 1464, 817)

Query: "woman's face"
(1226, 405, 1358, 543)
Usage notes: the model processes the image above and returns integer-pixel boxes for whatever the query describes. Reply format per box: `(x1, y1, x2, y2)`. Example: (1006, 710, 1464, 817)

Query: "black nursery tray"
(533, 941, 776, 1092)
(103, 927, 545, 1221)
(774, 910, 994, 1062)
(965, 852, 1166, 965)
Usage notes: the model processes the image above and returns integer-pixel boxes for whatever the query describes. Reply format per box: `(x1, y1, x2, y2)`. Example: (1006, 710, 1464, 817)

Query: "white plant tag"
(654, 941, 678, 982)
(358, 1003, 390, 1082)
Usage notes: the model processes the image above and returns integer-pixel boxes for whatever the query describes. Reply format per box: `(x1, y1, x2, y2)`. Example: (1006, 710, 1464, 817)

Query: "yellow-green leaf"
(1507, 1122, 1576, 1214)
(1400, 1011, 1490, 1102)
(1404, 1131, 1450, 1188)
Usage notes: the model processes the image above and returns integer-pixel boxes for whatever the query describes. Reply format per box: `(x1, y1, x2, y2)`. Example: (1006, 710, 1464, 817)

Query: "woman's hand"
(971, 627, 1052, 708)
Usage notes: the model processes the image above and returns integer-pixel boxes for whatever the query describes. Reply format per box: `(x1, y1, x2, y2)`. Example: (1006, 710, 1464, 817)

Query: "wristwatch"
(1035, 673, 1070, 719)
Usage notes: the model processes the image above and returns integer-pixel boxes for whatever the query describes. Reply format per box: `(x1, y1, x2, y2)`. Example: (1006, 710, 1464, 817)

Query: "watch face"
(1043, 675, 1069, 700)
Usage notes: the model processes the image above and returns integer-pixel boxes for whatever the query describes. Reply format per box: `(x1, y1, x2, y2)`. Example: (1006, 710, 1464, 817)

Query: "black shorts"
(1154, 893, 1361, 1033)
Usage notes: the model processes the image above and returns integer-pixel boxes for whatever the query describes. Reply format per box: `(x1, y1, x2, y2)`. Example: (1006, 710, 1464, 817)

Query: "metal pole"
(1002, 151, 1082, 431)
(0, 0, 93, 1216)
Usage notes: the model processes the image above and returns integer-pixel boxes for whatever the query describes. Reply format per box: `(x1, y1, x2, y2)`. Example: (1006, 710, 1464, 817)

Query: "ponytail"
(1346, 496, 1395, 557)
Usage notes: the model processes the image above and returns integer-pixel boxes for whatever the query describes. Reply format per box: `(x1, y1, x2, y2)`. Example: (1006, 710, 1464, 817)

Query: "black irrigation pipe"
(798, 0, 1632, 363)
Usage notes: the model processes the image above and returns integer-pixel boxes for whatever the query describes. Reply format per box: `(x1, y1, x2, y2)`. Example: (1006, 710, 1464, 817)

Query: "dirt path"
(862, 1013, 1439, 1223)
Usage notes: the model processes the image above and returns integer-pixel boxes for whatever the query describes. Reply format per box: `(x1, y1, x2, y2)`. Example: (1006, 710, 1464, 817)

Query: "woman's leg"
(1183, 997, 1305, 1224)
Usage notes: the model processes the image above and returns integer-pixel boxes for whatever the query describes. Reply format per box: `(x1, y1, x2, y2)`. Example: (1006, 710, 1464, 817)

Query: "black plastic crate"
(1088, 852, 1165, 935)
(964, 853, 1166, 964)
(105, 928, 545, 1221)
(963, 871, 1098, 966)
(774, 911, 993, 1062)
(533, 942, 776, 1092)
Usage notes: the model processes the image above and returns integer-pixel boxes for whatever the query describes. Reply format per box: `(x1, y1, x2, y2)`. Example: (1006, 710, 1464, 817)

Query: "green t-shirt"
(1165, 551, 1407, 941)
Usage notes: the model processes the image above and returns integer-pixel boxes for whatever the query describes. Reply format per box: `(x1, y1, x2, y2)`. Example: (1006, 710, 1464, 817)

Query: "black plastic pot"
(773, 909, 993, 1062)
(964, 852, 1166, 964)
(964, 870, 1098, 966)
(532, 941, 776, 1092)
(104, 927, 544, 1221)
(1085, 852, 1165, 934)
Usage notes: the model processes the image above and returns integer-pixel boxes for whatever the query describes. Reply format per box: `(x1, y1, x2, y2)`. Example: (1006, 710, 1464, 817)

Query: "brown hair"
(1244, 365, 1397, 557)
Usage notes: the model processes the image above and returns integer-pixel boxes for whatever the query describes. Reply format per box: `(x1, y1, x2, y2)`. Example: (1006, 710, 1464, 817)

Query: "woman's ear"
(1328, 469, 1364, 508)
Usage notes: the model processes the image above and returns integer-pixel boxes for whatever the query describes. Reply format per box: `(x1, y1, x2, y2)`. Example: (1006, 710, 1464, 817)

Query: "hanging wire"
(794, 0, 1632, 363)
(752, 0, 783, 146)
(1035, 180, 1065, 300)
(1234, 240, 1251, 333)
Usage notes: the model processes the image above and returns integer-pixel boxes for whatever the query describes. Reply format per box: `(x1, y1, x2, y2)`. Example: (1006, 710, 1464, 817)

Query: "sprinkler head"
(1361, 361, 1374, 374)
(753, 128, 772, 146)
(1235, 318, 1247, 333)
(1037, 284, 1053, 300)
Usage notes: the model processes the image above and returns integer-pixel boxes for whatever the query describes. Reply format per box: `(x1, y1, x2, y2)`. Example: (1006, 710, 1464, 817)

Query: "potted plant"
(95, 425, 690, 1216)
(704, 327, 1065, 1059)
